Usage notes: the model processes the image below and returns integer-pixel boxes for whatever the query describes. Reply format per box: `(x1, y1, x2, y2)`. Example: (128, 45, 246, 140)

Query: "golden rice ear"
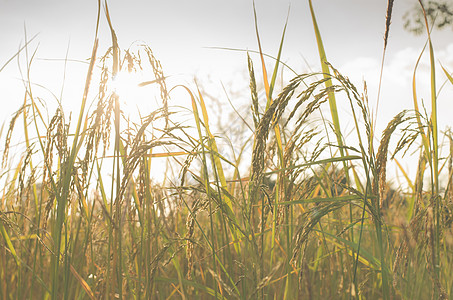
(384, 0, 394, 50)
(2, 105, 27, 169)
(375, 111, 409, 209)
(247, 52, 260, 129)
(248, 74, 302, 205)
(143, 46, 169, 128)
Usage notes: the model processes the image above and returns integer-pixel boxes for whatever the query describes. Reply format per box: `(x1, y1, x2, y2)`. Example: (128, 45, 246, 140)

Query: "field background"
(1, 0, 453, 299)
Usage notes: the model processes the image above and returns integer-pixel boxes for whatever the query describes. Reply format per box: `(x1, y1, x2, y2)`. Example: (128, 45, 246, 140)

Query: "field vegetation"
(1, 0, 453, 299)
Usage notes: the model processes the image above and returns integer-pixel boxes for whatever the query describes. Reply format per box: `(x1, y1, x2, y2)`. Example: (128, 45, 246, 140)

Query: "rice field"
(1, 1, 453, 299)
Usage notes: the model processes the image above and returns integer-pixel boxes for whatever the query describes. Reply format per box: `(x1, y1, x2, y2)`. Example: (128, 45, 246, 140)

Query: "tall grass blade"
(307, 0, 345, 160)
(0, 34, 38, 73)
(252, 4, 288, 284)
(374, 0, 394, 137)
(50, 38, 98, 300)
(441, 64, 453, 85)
(418, 1, 441, 293)
(0, 220, 20, 267)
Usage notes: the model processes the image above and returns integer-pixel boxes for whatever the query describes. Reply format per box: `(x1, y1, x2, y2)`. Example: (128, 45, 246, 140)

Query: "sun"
(112, 71, 141, 99)
(111, 70, 163, 119)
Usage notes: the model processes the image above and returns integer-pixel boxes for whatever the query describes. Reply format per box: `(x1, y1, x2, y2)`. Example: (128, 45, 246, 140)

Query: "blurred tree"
(403, 0, 453, 34)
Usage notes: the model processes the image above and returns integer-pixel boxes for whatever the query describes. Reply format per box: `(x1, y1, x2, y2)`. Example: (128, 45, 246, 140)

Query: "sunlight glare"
(110, 70, 170, 183)
(111, 70, 162, 119)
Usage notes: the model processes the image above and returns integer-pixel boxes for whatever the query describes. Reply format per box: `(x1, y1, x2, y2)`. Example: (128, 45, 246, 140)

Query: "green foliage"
(404, 0, 453, 35)
(1, 1, 453, 299)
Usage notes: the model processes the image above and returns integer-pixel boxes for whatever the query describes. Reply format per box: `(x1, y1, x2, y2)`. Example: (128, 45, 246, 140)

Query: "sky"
(1, 0, 453, 181)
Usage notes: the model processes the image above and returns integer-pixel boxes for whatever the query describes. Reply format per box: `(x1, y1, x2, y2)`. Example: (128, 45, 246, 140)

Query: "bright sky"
(1, 0, 453, 182)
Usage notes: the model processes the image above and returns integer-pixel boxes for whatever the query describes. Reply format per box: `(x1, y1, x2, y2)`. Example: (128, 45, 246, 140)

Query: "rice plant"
(1, 1, 453, 299)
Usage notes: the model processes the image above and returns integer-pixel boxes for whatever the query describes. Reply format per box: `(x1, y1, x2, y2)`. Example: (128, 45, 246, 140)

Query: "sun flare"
(110, 69, 170, 182)
(111, 70, 162, 118)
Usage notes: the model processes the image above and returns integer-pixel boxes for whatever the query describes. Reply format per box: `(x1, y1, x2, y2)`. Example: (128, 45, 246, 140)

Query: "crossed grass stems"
(1, 0, 453, 299)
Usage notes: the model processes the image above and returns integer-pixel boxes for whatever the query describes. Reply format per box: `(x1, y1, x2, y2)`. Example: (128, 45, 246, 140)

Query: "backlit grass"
(1, 1, 453, 299)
